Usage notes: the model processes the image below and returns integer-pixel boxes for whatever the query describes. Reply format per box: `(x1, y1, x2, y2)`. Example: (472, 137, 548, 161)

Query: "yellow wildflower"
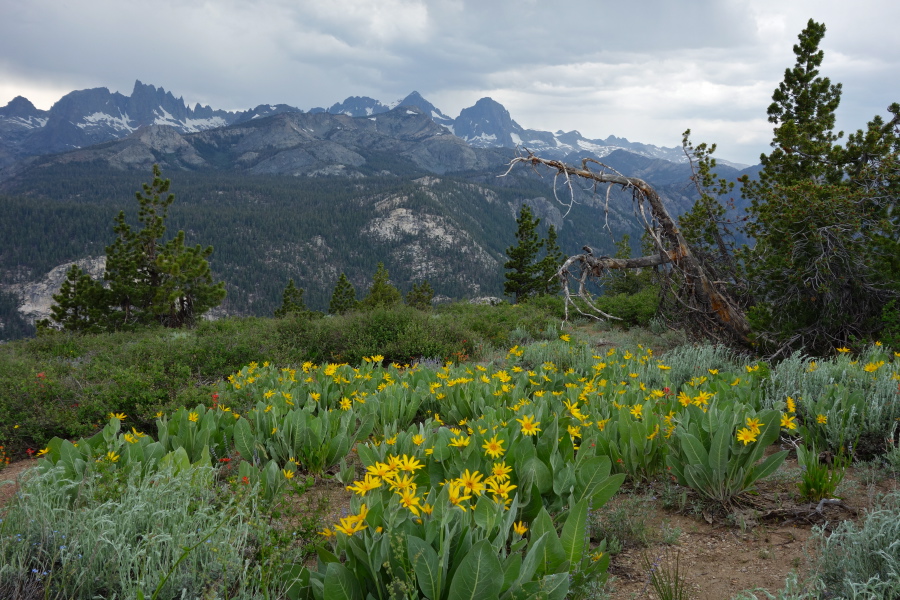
(780, 414, 797, 430)
(457, 469, 486, 496)
(745, 417, 762, 435)
(482, 435, 505, 459)
(449, 435, 470, 448)
(517, 415, 541, 436)
(346, 475, 382, 496)
(736, 428, 758, 445)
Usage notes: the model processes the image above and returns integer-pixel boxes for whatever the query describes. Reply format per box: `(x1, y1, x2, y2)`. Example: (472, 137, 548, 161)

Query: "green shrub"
(878, 299, 900, 353)
(593, 287, 660, 327)
(276, 305, 474, 364)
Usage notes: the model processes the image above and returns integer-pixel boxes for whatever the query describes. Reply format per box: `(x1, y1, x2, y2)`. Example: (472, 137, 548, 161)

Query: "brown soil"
(602, 459, 898, 599)
(0, 459, 34, 511)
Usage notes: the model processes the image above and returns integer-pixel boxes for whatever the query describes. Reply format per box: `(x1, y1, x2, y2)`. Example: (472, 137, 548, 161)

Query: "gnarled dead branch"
(504, 151, 751, 346)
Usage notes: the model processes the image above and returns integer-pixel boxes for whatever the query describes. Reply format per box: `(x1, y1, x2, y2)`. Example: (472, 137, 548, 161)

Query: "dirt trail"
(0, 459, 34, 511)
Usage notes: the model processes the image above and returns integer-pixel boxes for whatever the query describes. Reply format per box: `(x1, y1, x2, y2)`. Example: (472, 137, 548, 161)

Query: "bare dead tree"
(502, 151, 751, 346)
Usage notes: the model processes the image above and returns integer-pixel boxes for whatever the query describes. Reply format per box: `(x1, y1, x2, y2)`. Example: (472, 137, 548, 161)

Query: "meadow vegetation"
(1, 301, 899, 598)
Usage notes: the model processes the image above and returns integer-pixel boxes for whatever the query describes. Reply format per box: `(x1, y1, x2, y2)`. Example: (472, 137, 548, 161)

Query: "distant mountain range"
(0, 80, 751, 175)
(0, 80, 759, 339)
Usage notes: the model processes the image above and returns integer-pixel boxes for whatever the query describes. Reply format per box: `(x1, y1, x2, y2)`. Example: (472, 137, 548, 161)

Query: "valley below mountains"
(0, 81, 759, 339)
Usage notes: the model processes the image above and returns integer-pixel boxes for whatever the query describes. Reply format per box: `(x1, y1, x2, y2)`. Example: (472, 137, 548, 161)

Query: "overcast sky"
(1, 0, 897, 165)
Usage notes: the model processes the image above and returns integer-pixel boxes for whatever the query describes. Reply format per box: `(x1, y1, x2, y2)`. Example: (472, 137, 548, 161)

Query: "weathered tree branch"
(505, 151, 751, 345)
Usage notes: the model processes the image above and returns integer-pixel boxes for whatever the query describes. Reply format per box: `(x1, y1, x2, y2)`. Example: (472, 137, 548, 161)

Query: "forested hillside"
(0, 161, 655, 324)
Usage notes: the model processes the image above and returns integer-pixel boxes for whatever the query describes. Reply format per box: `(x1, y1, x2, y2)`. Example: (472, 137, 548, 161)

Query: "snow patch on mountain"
(78, 111, 135, 132)
(181, 115, 228, 132)
(2, 116, 48, 129)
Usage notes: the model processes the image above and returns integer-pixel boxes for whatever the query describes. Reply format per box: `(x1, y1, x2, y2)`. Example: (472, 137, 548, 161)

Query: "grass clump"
(589, 494, 654, 554)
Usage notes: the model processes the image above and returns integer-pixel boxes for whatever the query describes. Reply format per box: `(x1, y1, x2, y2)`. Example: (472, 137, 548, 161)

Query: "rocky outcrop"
(2, 257, 106, 325)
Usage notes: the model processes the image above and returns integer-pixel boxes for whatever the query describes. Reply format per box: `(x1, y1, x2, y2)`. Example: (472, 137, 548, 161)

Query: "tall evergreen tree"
(329, 273, 358, 315)
(362, 262, 402, 309)
(46, 165, 225, 331)
(538, 225, 565, 295)
(504, 205, 544, 303)
(274, 278, 308, 318)
(603, 235, 651, 296)
(739, 19, 899, 353)
(41, 264, 106, 332)
(153, 230, 226, 327)
(405, 280, 434, 311)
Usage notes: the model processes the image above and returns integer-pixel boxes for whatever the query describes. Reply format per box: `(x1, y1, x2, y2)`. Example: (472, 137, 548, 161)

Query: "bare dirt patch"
(0, 459, 34, 511)
(601, 459, 899, 599)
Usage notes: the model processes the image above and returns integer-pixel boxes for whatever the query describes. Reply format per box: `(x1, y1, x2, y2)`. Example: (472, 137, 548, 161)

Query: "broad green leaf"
(536, 416, 558, 463)
(588, 473, 625, 510)
(680, 432, 709, 467)
(408, 535, 441, 600)
(355, 442, 378, 468)
(234, 417, 255, 463)
(750, 450, 789, 484)
(316, 546, 341, 565)
(519, 457, 552, 495)
(559, 498, 588, 567)
(709, 425, 730, 481)
(500, 553, 522, 594)
(474, 494, 494, 531)
(446, 539, 502, 600)
(538, 572, 570, 600)
(59, 440, 79, 480)
(323, 562, 361, 600)
(142, 441, 165, 469)
(516, 532, 548, 591)
(521, 483, 544, 521)
(574, 456, 612, 504)
(529, 509, 566, 576)
(551, 462, 575, 497)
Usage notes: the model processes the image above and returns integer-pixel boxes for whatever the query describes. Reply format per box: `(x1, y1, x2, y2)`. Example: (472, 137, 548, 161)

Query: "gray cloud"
(1, 0, 897, 164)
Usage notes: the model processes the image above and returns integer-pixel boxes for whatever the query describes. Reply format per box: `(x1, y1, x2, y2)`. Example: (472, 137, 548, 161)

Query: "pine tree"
(538, 225, 565, 295)
(274, 279, 308, 318)
(760, 18, 844, 186)
(405, 280, 434, 311)
(739, 19, 899, 353)
(41, 264, 106, 332)
(603, 235, 649, 296)
(47, 164, 225, 331)
(504, 205, 544, 303)
(329, 273, 358, 315)
(153, 231, 226, 327)
(103, 165, 175, 327)
(361, 262, 402, 310)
